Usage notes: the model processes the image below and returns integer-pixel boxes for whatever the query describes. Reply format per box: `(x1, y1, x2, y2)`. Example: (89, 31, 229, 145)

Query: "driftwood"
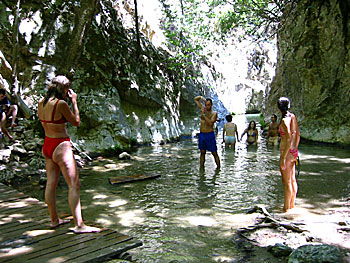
(71, 141, 92, 161)
(109, 173, 161, 185)
(238, 205, 306, 236)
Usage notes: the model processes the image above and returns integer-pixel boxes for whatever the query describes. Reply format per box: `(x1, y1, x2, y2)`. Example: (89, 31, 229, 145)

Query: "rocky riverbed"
(0, 118, 89, 187)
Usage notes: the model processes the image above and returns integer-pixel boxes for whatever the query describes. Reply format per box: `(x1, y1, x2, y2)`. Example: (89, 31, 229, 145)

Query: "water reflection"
(15, 114, 350, 262)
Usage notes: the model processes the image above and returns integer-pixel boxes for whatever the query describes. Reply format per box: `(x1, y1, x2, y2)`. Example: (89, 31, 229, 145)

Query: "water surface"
(18, 114, 350, 262)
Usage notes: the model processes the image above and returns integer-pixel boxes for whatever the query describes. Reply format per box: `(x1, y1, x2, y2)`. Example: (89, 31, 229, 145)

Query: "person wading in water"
(194, 96, 220, 169)
(267, 114, 280, 146)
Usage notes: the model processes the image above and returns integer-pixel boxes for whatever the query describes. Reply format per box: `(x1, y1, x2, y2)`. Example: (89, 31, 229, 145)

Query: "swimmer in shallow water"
(222, 114, 239, 150)
(194, 96, 220, 169)
(267, 114, 280, 146)
(240, 120, 258, 146)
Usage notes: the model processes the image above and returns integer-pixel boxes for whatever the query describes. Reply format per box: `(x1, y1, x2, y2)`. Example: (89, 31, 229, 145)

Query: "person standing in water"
(267, 114, 280, 145)
(240, 120, 258, 145)
(278, 97, 300, 213)
(222, 114, 239, 150)
(38, 75, 100, 233)
(194, 96, 220, 169)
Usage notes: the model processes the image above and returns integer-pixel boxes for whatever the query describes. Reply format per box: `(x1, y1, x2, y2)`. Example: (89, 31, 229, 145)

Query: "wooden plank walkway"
(109, 173, 161, 185)
(0, 183, 142, 262)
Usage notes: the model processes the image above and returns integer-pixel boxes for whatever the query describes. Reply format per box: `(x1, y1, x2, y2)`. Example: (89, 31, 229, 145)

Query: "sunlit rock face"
(0, 1, 206, 152)
(0, 0, 226, 153)
(0, 0, 277, 154)
(264, 1, 350, 144)
(205, 38, 277, 114)
(126, 0, 277, 115)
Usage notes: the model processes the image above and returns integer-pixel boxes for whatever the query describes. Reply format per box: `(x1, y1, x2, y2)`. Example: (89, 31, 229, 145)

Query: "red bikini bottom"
(289, 148, 298, 159)
(42, 136, 70, 159)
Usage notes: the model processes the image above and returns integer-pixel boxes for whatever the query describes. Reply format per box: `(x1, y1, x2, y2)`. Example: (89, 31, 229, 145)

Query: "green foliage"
(259, 113, 268, 129)
(101, 144, 123, 157)
(158, 0, 288, 88)
(129, 137, 138, 147)
(216, 0, 283, 40)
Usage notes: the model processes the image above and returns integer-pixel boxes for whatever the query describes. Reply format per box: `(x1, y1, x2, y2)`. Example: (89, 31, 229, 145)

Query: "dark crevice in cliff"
(339, 0, 350, 50)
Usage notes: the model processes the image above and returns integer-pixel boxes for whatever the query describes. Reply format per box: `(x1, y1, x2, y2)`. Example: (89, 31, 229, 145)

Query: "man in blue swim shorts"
(195, 96, 220, 169)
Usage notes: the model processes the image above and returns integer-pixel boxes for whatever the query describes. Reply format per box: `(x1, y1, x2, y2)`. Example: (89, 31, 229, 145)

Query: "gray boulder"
(268, 243, 293, 257)
(288, 244, 347, 263)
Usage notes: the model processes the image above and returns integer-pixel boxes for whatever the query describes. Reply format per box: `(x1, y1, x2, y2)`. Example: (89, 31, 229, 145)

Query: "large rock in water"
(288, 244, 347, 263)
(264, 1, 350, 144)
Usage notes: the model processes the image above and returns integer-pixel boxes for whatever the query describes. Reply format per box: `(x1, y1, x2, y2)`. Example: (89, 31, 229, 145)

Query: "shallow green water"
(18, 114, 350, 262)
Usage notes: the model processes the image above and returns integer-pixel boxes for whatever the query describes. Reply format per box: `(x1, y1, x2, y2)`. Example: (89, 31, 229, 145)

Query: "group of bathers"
(199, 128, 298, 160)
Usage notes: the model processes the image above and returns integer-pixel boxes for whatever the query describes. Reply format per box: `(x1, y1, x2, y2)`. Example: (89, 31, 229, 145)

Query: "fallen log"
(109, 173, 161, 185)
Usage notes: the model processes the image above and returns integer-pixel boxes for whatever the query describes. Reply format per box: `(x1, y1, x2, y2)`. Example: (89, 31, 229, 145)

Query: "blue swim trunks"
(198, 131, 217, 152)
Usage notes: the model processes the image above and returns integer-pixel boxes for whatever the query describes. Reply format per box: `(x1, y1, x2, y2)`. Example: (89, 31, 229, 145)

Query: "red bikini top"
(279, 125, 297, 136)
(40, 99, 67, 124)
(279, 125, 285, 136)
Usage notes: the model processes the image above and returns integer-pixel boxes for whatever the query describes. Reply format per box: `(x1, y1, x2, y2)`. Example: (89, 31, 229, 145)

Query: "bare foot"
(72, 225, 101, 234)
(11, 123, 17, 129)
(50, 218, 71, 228)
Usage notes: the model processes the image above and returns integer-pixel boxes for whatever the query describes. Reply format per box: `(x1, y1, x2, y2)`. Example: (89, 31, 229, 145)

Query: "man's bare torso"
(200, 110, 215, 133)
(269, 121, 279, 137)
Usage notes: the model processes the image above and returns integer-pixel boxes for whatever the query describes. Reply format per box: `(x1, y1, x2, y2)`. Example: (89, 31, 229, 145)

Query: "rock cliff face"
(265, 0, 350, 144)
(0, 1, 227, 154)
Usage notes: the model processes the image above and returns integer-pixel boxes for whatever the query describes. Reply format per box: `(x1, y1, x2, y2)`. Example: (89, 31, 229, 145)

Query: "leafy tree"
(158, 0, 293, 83)
(213, 0, 295, 41)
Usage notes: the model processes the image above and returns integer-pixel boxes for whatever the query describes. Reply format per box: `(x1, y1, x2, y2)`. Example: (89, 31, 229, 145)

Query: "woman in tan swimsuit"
(278, 97, 300, 212)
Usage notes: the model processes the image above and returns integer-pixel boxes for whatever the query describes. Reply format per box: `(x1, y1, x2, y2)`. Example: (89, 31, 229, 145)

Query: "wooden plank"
(0, 202, 46, 216)
(0, 221, 39, 233)
(24, 232, 135, 263)
(0, 211, 49, 228)
(11, 230, 129, 263)
(5, 229, 116, 262)
(0, 225, 73, 258)
(109, 173, 160, 185)
(0, 184, 142, 263)
(67, 237, 143, 263)
(0, 191, 27, 203)
(0, 207, 49, 226)
(0, 220, 52, 241)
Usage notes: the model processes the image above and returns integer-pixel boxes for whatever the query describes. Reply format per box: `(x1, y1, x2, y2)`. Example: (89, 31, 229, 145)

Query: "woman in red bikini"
(38, 75, 99, 233)
(277, 97, 300, 213)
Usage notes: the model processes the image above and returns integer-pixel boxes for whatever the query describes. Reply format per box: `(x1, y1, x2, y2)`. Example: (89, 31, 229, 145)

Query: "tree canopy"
(158, 0, 292, 80)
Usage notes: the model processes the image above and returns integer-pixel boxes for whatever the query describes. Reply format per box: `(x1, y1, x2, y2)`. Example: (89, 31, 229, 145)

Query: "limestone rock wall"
(0, 1, 219, 154)
(264, 0, 350, 144)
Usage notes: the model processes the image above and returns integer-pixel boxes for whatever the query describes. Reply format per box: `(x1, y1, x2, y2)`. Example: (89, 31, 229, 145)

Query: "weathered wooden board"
(0, 183, 142, 262)
(109, 173, 161, 185)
